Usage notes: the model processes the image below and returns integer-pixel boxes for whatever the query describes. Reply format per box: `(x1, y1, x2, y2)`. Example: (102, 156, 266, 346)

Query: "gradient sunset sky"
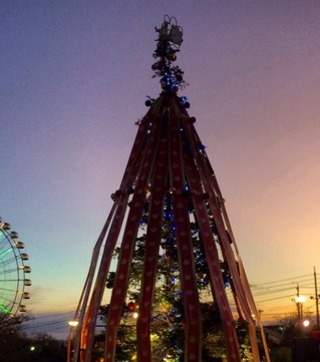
(2, 1, 320, 332)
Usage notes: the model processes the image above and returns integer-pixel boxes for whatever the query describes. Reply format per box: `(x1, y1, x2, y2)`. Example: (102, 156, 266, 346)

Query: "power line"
(250, 274, 313, 287)
(254, 294, 294, 304)
(253, 286, 296, 297)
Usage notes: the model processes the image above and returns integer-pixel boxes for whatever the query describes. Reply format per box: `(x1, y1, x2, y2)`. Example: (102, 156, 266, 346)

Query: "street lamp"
(302, 319, 310, 328)
(67, 320, 79, 362)
(68, 320, 79, 328)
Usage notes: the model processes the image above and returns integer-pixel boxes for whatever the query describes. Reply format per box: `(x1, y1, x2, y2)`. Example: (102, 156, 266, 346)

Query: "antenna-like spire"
(152, 15, 186, 93)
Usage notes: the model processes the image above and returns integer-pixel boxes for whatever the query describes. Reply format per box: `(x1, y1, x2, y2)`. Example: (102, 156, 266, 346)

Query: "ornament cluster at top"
(152, 16, 187, 94)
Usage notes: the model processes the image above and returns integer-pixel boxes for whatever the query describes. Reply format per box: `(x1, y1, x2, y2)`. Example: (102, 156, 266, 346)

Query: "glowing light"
(68, 320, 79, 328)
(0, 305, 12, 314)
(303, 319, 310, 327)
(295, 296, 307, 303)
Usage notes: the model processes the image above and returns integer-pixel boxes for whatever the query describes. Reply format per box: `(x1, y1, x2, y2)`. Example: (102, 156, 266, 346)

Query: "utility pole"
(295, 284, 306, 319)
(313, 266, 319, 329)
(296, 284, 302, 319)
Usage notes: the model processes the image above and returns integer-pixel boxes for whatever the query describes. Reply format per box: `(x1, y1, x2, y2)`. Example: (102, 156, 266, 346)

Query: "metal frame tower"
(70, 16, 270, 362)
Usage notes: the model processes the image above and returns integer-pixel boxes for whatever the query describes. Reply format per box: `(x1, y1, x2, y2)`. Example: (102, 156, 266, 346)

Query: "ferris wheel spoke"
(0, 248, 14, 260)
(2, 258, 17, 270)
(0, 297, 17, 307)
(0, 279, 23, 283)
(0, 305, 13, 314)
(0, 288, 20, 295)
(0, 267, 23, 274)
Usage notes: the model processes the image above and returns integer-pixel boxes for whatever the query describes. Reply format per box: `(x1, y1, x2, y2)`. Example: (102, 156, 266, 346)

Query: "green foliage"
(0, 312, 31, 361)
(0, 330, 66, 362)
(100, 195, 253, 361)
(25, 333, 67, 362)
(0, 311, 30, 336)
(0, 312, 66, 361)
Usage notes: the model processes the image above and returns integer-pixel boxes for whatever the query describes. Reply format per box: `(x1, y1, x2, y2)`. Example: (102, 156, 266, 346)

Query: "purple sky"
(2, 1, 320, 336)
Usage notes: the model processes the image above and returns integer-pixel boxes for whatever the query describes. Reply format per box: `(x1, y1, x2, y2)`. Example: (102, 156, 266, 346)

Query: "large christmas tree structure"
(70, 16, 270, 362)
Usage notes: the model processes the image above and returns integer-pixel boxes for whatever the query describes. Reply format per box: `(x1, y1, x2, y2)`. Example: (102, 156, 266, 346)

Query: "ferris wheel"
(0, 217, 31, 316)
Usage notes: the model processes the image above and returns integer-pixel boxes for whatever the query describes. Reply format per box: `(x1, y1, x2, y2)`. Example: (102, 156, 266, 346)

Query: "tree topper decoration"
(156, 15, 183, 46)
(152, 15, 186, 93)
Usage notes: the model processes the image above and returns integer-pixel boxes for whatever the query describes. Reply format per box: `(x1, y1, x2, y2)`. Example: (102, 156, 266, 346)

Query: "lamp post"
(67, 320, 79, 362)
